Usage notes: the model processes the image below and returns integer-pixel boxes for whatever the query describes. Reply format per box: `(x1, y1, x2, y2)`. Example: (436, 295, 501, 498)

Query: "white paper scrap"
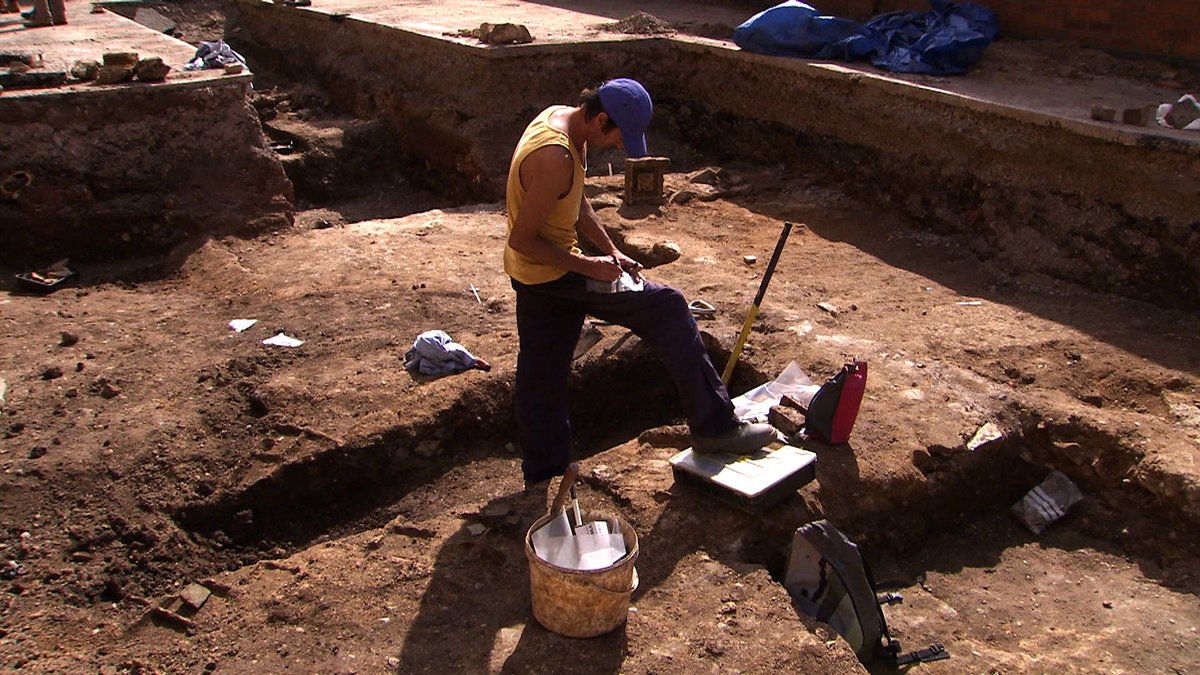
(532, 516, 627, 571)
(229, 319, 258, 332)
(262, 332, 304, 347)
(731, 360, 818, 423)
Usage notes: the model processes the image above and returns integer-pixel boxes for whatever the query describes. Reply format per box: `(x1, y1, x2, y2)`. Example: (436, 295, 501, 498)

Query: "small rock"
(28, 446, 47, 459)
(742, 255, 757, 264)
(70, 60, 100, 82)
(102, 52, 139, 67)
(817, 302, 839, 316)
(59, 331, 78, 347)
(1089, 105, 1117, 122)
(134, 57, 171, 82)
(466, 523, 486, 536)
(668, 189, 696, 204)
(95, 65, 135, 85)
(1121, 105, 1156, 127)
(179, 582, 212, 610)
(478, 22, 533, 45)
(364, 535, 384, 550)
(768, 405, 805, 436)
(223, 63, 244, 75)
(650, 241, 682, 265)
(1165, 94, 1200, 130)
(687, 167, 720, 185)
(40, 366, 63, 380)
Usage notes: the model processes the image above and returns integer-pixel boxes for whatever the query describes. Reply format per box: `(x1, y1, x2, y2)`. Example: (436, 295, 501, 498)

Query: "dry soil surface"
(2, 3, 1200, 674)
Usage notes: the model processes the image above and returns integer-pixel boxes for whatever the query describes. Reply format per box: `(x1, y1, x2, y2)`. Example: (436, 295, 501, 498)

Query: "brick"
(1121, 105, 1157, 127)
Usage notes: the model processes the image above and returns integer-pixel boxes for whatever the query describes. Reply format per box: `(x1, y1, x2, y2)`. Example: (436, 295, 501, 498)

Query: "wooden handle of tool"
(549, 463, 579, 516)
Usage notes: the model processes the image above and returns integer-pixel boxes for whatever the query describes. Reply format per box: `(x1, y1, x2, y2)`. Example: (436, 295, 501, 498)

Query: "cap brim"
(622, 129, 648, 158)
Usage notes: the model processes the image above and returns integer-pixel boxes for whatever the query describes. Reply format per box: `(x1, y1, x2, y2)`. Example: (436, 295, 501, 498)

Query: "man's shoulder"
(520, 143, 575, 178)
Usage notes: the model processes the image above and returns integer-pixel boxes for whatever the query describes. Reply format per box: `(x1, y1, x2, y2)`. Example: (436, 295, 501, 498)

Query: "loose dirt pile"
(600, 12, 677, 36)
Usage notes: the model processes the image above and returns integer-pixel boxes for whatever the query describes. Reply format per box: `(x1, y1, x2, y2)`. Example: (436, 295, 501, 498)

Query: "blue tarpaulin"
(732, 0, 999, 75)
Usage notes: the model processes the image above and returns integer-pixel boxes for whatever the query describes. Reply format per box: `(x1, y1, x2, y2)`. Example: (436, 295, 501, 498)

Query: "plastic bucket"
(524, 513, 639, 638)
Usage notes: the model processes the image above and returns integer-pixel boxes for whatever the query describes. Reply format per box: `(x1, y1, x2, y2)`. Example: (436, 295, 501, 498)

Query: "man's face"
(590, 114, 624, 151)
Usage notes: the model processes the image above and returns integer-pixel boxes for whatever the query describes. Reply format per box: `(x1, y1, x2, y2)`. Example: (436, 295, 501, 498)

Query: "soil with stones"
(1, 4, 1199, 674)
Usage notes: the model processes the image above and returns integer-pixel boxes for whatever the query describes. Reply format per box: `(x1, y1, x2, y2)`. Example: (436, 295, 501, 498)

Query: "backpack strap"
(861, 556, 951, 665)
(896, 643, 951, 666)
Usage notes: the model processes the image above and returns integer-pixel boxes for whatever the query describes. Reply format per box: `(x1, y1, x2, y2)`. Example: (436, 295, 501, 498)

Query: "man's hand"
(585, 255, 623, 282)
(613, 251, 644, 281)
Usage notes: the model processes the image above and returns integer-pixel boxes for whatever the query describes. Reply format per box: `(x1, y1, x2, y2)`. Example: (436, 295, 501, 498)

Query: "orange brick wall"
(744, 1, 1200, 60)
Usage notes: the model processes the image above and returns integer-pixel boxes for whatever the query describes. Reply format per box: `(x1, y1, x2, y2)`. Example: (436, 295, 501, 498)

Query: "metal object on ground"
(722, 221, 794, 385)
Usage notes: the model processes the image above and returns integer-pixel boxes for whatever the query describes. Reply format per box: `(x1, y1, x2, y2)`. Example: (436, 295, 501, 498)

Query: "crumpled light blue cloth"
(184, 40, 248, 71)
(404, 330, 481, 376)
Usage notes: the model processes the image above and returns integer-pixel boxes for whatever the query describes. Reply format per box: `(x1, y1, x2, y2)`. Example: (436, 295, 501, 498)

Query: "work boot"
(691, 422, 777, 455)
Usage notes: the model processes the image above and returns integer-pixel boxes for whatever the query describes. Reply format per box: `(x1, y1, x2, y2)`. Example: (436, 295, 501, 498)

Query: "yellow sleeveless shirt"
(504, 105, 585, 285)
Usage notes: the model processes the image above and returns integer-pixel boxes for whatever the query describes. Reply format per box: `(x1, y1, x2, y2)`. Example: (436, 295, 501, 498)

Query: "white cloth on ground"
(404, 330, 481, 376)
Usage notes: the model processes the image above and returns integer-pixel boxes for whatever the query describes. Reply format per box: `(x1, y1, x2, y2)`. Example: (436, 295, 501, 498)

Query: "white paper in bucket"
(532, 515, 627, 571)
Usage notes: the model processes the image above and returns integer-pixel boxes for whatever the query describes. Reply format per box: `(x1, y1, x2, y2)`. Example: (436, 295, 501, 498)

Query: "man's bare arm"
(576, 190, 643, 280)
(508, 145, 621, 282)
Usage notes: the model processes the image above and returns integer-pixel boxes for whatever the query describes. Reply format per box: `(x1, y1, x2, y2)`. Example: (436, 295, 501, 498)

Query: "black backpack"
(784, 520, 948, 666)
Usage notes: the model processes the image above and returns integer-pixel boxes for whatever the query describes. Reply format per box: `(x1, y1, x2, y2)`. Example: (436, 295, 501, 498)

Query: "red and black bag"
(802, 361, 867, 444)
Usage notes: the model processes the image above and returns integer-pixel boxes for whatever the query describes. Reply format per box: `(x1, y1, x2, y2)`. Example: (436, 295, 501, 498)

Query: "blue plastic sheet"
(732, 0, 999, 75)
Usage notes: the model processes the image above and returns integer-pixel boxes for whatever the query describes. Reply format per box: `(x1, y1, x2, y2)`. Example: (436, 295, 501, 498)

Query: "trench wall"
(231, 3, 1200, 309)
(0, 79, 294, 264)
(745, 0, 1200, 61)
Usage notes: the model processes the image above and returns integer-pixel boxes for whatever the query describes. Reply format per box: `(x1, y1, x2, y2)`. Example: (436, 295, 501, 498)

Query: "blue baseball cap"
(597, 78, 652, 158)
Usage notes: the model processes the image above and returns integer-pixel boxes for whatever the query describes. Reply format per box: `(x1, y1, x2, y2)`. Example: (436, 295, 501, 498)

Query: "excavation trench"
(174, 339, 695, 560)
(173, 332, 1194, 602)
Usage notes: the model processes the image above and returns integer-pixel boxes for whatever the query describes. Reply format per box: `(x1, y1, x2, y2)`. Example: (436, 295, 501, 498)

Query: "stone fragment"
(1089, 105, 1117, 122)
(179, 582, 212, 610)
(743, 255, 757, 265)
(1165, 94, 1200, 130)
(95, 65, 135, 85)
(224, 63, 244, 75)
(70, 60, 100, 81)
(59, 331, 78, 347)
(668, 189, 696, 204)
(135, 57, 170, 82)
(0, 70, 66, 89)
(816, 302, 839, 316)
(1121, 105, 1156, 126)
(466, 523, 486, 536)
(649, 241, 681, 265)
(768, 405, 805, 436)
(478, 22, 533, 45)
(102, 52, 139, 68)
(687, 167, 720, 185)
(0, 52, 38, 67)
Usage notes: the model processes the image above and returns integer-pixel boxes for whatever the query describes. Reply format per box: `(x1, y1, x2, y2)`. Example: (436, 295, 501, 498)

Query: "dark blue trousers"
(512, 272, 739, 483)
